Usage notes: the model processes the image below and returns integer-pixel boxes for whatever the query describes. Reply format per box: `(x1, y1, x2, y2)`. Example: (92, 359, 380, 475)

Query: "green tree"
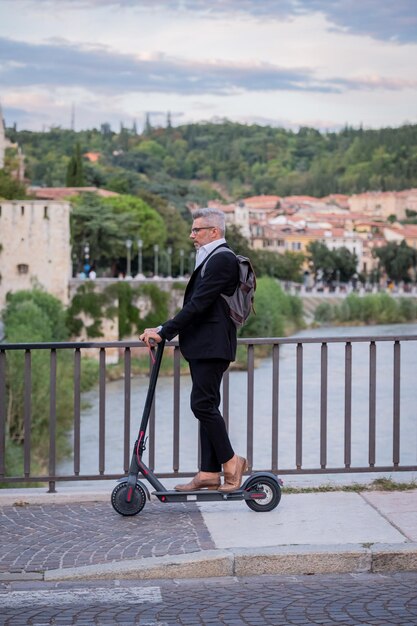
(307, 242, 357, 284)
(334, 247, 358, 283)
(70, 193, 140, 273)
(2, 290, 73, 473)
(70, 193, 167, 274)
(241, 276, 303, 338)
(306, 241, 336, 284)
(374, 241, 417, 284)
(0, 170, 27, 199)
(3, 289, 68, 341)
(66, 142, 85, 186)
(105, 194, 167, 254)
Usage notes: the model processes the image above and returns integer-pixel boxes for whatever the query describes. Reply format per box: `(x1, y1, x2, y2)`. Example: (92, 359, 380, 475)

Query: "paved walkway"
(0, 486, 416, 581)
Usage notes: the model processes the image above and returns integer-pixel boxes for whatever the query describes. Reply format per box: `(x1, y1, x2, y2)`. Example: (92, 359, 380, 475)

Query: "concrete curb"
(0, 489, 111, 506)
(19, 543, 416, 582)
(44, 550, 234, 581)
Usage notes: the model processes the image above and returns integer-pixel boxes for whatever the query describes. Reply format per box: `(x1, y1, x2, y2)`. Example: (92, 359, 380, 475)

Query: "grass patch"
(282, 477, 417, 494)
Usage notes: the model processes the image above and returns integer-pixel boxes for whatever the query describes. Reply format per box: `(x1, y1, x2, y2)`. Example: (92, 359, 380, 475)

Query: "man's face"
(190, 218, 219, 249)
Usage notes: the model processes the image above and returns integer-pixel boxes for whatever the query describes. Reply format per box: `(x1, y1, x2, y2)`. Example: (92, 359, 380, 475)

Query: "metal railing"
(1, 335, 416, 492)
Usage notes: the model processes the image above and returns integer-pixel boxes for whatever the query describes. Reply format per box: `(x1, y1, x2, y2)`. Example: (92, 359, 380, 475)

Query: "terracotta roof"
(400, 225, 417, 237)
(282, 195, 321, 203)
(29, 187, 119, 200)
(84, 152, 101, 163)
(207, 201, 236, 213)
(241, 195, 281, 209)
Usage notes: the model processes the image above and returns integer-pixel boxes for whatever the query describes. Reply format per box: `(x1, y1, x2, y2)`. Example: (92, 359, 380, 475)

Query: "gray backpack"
(201, 247, 256, 327)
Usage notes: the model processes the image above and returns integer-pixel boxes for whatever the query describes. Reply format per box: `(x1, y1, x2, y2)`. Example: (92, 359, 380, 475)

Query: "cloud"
(2, 36, 410, 100)
(26, 0, 417, 44)
(0, 36, 333, 95)
(335, 75, 417, 91)
(298, 0, 417, 44)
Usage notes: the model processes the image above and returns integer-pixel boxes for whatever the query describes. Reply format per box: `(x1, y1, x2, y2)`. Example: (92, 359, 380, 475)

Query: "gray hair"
(192, 207, 226, 236)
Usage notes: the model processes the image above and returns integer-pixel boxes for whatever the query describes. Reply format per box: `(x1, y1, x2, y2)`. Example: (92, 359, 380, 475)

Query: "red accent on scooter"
(136, 431, 148, 475)
(127, 487, 133, 502)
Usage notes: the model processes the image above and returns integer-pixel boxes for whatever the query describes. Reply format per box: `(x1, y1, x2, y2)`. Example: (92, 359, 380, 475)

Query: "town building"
(349, 189, 417, 221)
(0, 200, 72, 308)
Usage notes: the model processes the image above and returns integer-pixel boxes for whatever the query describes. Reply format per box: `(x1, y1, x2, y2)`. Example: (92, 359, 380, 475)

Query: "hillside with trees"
(6, 120, 417, 214)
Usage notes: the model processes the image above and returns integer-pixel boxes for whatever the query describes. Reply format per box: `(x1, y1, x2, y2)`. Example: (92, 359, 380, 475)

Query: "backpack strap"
(200, 245, 235, 278)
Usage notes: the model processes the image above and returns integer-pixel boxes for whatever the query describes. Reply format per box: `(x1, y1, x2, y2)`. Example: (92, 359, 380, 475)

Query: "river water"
(58, 323, 417, 485)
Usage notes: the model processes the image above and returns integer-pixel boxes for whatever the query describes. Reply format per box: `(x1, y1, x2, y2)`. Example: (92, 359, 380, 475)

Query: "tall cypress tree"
(66, 142, 85, 186)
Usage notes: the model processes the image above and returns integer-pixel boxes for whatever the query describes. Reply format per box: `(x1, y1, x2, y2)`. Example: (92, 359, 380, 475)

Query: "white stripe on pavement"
(0, 586, 162, 607)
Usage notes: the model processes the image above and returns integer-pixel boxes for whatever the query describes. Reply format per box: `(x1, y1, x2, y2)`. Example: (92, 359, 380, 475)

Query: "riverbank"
(312, 292, 417, 326)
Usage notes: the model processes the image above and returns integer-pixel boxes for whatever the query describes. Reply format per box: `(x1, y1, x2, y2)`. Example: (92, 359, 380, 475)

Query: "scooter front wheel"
(244, 475, 281, 512)
(111, 480, 146, 516)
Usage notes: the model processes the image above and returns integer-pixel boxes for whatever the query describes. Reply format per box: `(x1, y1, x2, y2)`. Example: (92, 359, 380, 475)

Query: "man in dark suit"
(140, 207, 247, 492)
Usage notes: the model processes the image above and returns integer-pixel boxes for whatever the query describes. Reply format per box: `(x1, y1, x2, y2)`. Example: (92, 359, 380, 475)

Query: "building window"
(17, 264, 29, 274)
(21, 205, 25, 216)
(44, 206, 48, 219)
(0, 205, 2, 217)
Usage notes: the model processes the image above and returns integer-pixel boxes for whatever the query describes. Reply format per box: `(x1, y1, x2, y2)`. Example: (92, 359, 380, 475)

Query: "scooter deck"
(152, 489, 265, 503)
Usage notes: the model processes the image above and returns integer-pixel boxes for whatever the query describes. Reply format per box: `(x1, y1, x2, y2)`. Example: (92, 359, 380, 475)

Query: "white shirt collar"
(195, 238, 227, 268)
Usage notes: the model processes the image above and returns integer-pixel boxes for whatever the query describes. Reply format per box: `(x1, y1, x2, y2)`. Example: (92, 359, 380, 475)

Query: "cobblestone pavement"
(0, 502, 214, 573)
(1, 572, 417, 625)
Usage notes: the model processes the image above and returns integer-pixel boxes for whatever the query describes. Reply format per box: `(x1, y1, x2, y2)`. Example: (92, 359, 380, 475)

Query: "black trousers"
(188, 358, 235, 472)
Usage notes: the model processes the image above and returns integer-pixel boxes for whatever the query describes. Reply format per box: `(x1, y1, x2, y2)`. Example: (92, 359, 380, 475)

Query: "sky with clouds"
(0, 0, 416, 132)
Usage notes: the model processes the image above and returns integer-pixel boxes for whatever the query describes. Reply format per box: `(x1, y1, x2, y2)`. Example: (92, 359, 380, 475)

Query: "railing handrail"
(2, 333, 417, 351)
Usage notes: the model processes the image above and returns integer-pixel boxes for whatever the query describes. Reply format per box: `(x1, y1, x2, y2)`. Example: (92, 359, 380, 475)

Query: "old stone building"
(0, 200, 72, 308)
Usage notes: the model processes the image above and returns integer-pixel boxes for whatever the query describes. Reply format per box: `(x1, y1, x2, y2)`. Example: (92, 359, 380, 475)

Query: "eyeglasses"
(190, 226, 215, 235)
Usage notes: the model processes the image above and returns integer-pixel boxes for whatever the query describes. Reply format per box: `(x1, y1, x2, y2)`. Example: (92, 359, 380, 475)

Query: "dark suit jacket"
(159, 244, 239, 361)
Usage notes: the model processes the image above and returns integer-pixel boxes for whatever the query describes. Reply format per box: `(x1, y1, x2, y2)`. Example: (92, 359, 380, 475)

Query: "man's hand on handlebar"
(139, 328, 162, 347)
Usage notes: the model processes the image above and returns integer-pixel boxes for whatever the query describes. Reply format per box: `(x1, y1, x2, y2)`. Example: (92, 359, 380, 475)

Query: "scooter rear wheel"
(111, 481, 146, 516)
(245, 475, 281, 512)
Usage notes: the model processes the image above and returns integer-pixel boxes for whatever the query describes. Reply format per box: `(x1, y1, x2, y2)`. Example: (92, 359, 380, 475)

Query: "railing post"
(48, 349, 57, 493)
(369, 341, 376, 468)
(123, 347, 131, 474)
(271, 343, 280, 473)
(320, 342, 328, 470)
(149, 349, 156, 471)
(99, 347, 106, 475)
(73, 347, 81, 476)
(24, 350, 32, 478)
(296, 342, 303, 470)
(393, 340, 401, 467)
(246, 344, 254, 471)
(222, 368, 230, 431)
(173, 346, 181, 473)
(0, 350, 6, 479)
(344, 342, 352, 468)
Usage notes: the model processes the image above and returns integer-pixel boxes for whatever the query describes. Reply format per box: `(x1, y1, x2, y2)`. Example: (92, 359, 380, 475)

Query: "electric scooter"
(111, 339, 282, 516)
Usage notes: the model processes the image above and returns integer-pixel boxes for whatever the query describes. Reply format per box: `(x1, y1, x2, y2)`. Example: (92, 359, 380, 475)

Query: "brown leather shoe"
(219, 456, 248, 493)
(174, 472, 221, 492)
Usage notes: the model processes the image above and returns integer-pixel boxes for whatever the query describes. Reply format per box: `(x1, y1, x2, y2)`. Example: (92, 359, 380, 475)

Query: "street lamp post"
(137, 238, 143, 278)
(83, 243, 90, 277)
(125, 239, 132, 278)
(179, 249, 184, 278)
(167, 246, 172, 278)
(188, 250, 195, 274)
(153, 244, 159, 277)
